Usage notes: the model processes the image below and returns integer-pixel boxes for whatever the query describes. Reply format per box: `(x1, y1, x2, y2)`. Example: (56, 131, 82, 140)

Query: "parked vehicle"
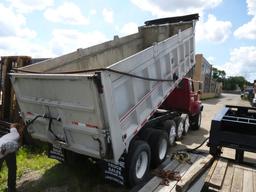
(252, 94, 256, 107)
(241, 87, 253, 100)
(10, 14, 201, 186)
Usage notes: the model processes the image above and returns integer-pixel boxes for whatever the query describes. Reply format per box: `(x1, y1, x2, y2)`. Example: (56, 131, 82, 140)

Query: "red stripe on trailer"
(27, 112, 33, 115)
(86, 123, 98, 128)
(141, 119, 147, 127)
(72, 121, 79, 125)
(150, 110, 155, 117)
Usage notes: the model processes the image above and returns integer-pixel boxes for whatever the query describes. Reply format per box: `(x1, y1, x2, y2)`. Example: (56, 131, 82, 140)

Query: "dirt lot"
(16, 93, 253, 192)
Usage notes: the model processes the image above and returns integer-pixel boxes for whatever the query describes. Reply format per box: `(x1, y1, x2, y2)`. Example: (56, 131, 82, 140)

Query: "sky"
(0, 0, 256, 82)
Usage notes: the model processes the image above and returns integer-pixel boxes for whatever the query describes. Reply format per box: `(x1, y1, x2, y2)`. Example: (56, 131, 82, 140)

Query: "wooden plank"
(220, 163, 234, 192)
(242, 169, 253, 192)
(202, 159, 218, 192)
(233, 164, 256, 172)
(208, 186, 219, 191)
(154, 153, 200, 192)
(231, 167, 244, 192)
(209, 158, 228, 189)
(204, 159, 218, 184)
(176, 154, 214, 192)
(139, 158, 180, 192)
(253, 171, 256, 192)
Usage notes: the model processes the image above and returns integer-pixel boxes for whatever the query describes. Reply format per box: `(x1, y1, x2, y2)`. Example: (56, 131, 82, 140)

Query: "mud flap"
(101, 154, 127, 185)
(48, 143, 66, 162)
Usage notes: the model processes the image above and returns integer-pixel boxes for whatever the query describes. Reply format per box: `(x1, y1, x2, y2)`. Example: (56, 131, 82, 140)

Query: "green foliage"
(212, 67, 251, 91)
(0, 145, 57, 191)
(0, 146, 124, 192)
(223, 76, 249, 90)
(212, 67, 226, 82)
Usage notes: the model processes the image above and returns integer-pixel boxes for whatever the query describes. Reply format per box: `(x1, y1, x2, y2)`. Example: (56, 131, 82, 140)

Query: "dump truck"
(10, 14, 202, 186)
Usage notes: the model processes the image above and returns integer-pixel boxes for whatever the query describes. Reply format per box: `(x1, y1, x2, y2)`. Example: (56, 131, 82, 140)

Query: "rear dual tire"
(163, 120, 176, 146)
(165, 115, 190, 142)
(175, 117, 184, 140)
(127, 140, 151, 187)
(183, 115, 190, 135)
(148, 130, 168, 167)
(127, 129, 169, 186)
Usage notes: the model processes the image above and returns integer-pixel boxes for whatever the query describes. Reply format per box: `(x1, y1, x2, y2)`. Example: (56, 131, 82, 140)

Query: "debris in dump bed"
(171, 152, 192, 164)
(153, 169, 181, 186)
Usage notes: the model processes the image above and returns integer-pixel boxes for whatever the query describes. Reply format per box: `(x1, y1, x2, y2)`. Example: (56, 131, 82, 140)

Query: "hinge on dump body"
(91, 72, 103, 94)
(102, 129, 113, 159)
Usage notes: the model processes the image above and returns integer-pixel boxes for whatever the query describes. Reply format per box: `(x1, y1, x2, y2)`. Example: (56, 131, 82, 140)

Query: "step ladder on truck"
(10, 14, 202, 186)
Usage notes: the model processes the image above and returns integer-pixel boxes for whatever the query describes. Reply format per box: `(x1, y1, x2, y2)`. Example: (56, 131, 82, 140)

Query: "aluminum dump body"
(10, 18, 197, 162)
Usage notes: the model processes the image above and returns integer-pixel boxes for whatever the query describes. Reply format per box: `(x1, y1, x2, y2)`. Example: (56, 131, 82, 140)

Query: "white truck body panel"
(11, 22, 196, 162)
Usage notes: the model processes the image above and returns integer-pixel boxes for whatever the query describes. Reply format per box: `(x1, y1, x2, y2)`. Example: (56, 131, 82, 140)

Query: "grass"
(0, 144, 126, 192)
(0, 146, 127, 192)
(0, 145, 58, 191)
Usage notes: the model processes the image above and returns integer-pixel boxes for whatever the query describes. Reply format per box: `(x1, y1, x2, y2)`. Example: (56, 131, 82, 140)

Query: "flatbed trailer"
(202, 157, 256, 192)
(208, 105, 256, 162)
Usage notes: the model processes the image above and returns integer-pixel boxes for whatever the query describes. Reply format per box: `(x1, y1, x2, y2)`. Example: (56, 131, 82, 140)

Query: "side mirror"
(197, 90, 201, 95)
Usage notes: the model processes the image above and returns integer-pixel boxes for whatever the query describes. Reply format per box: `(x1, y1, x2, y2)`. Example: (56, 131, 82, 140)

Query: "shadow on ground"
(180, 128, 208, 146)
(202, 95, 224, 105)
(17, 158, 128, 192)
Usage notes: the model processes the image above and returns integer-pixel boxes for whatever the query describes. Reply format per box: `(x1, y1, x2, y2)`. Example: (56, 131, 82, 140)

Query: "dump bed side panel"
(11, 74, 106, 159)
(101, 28, 195, 161)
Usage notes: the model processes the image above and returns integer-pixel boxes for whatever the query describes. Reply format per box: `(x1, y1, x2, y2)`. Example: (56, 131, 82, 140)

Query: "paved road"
(172, 93, 252, 159)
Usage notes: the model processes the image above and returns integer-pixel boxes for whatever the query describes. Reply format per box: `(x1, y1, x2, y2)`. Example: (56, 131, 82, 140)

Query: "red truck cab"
(161, 77, 203, 130)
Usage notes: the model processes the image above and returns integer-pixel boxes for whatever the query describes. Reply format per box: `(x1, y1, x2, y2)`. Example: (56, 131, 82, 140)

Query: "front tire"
(189, 112, 202, 130)
(127, 140, 151, 187)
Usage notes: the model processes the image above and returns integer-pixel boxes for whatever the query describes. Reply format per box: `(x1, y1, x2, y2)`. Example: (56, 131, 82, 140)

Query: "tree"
(223, 76, 249, 90)
(212, 67, 226, 82)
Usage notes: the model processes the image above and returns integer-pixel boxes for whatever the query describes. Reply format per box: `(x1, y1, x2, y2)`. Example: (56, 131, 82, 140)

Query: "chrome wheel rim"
(135, 151, 148, 179)
(159, 138, 167, 160)
(177, 122, 183, 138)
(169, 125, 176, 145)
(184, 117, 190, 133)
(198, 113, 202, 127)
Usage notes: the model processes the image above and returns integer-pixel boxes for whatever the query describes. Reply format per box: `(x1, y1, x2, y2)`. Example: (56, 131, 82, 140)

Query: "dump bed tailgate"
(11, 73, 107, 159)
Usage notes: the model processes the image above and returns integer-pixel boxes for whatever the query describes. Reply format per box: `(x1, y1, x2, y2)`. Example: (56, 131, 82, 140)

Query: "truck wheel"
(148, 130, 168, 167)
(139, 128, 155, 142)
(189, 112, 202, 130)
(127, 140, 151, 187)
(175, 117, 184, 140)
(163, 120, 176, 146)
(182, 115, 190, 135)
